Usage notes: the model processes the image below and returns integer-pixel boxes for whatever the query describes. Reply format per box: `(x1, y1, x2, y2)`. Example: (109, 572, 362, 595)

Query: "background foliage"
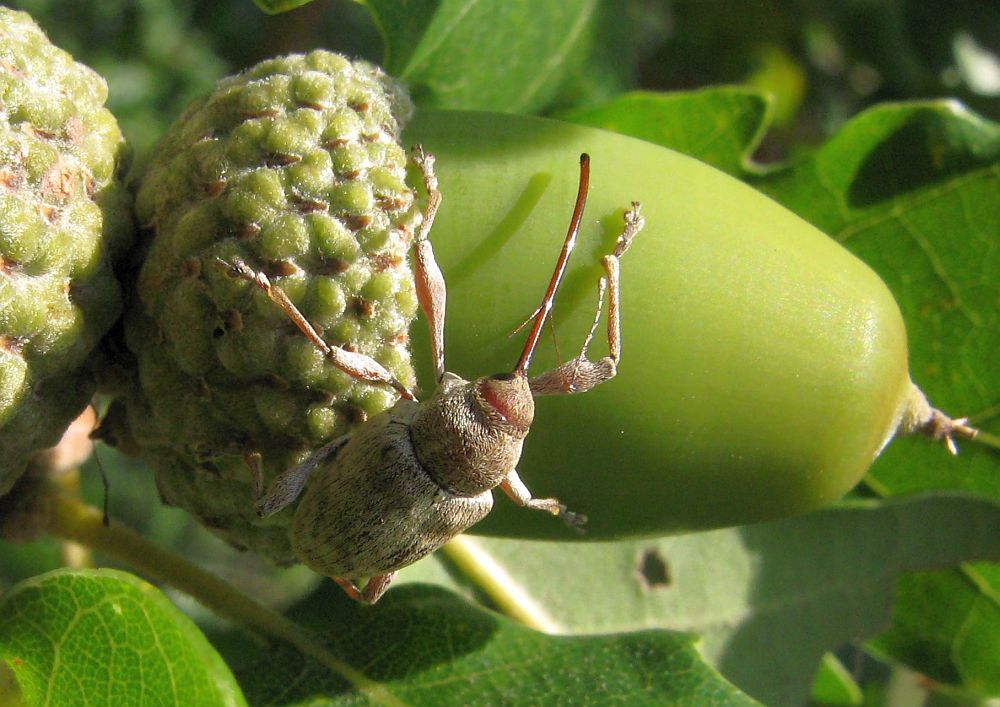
(1, 0, 998, 705)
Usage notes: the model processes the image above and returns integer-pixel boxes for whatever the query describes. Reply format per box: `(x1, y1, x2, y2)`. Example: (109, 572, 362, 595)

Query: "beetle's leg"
(219, 257, 415, 401)
(332, 572, 397, 604)
(254, 434, 350, 518)
(410, 145, 447, 382)
(529, 202, 644, 396)
(244, 451, 265, 500)
(332, 577, 365, 602)
(500, 470, 587, 532)
(362, 572, 397, 604)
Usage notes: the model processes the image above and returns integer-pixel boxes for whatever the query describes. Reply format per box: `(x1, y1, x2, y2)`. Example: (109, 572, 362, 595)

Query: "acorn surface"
(403, 110, 939, 540)
(123, 51, 420, 562)
(0, 8, 132, 498)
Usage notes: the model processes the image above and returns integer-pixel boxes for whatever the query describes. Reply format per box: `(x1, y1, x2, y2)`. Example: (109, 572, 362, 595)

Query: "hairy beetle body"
(291, 372, 537, 578)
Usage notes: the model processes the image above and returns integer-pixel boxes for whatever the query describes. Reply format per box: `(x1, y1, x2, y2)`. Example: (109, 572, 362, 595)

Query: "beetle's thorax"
(410, 371, 534, 496)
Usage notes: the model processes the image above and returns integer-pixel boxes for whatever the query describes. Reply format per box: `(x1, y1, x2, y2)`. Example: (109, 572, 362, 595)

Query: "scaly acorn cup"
(0, 8, 132, 499)
(124, 51, 420, 562)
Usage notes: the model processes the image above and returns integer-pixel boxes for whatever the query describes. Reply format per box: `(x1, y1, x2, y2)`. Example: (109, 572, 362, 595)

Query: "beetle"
(222, 148, 642, 603)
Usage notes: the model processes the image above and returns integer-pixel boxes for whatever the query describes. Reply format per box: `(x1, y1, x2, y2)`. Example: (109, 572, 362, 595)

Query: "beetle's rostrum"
(225, 149, 643, 603)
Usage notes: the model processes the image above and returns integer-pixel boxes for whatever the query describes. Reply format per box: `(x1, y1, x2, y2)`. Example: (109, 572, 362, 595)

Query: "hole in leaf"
(635, 548, 671, 591)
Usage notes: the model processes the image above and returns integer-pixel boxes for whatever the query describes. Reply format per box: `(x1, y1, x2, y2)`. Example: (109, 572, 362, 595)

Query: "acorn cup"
(0, 7, 133, 500)
(120, 51, 421, 562)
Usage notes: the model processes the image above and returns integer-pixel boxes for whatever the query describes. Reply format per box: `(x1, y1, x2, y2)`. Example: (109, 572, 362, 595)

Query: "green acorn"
(123, 51, 420, 562)
(0, 8, 132, 498)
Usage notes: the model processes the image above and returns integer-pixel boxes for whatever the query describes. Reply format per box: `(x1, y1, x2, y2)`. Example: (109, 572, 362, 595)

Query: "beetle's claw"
(560, 508, 588, 534)
(411, 144, 434, 173)
(615, 202, 644, 258)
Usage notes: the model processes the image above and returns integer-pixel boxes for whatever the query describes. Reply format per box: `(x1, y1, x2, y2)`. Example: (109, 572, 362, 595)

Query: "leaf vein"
(511, 0, 597, 113)
(400, 0, 482, 77)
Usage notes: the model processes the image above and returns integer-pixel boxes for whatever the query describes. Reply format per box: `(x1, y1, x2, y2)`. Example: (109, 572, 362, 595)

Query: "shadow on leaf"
(224, 582, 498, 702)
(848, 107, 1000, 207)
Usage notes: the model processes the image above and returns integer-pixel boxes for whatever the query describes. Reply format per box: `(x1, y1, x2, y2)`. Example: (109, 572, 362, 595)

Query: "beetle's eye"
(439, 371, 467, 391)
(490, 372, 517, 381)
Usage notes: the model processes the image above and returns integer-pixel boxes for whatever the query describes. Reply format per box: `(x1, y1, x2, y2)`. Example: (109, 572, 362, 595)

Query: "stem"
(441, 535, 562, 634)
(970, 429, 1000, 452)
(0, 660, 21, 707)
(894, 383, 986, 455)
(45, 494, 403, 707)
(861, 474, 892, 498)
(54, 470, 92, 569)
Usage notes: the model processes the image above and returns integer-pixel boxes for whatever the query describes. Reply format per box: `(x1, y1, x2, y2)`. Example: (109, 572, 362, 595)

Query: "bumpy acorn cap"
(0, 8, 132, 498)
(125, 50, 420, 562)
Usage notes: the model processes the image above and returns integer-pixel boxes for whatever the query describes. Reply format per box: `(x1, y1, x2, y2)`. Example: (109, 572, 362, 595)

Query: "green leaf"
(354, 0, 634, 112)
(753, 100, 1000, 697)
(226, 582, 757, 705)
(559, 87, 772, 176)
(0, 569, 246, 707)
(395, 494, 1000, 706)
(868, 565, 1000, 696)
(810, 654, 864, 706)
(252, 0, 314, 13)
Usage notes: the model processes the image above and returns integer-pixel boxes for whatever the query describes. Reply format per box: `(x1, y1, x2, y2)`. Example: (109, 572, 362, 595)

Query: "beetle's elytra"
(225, 149, 642, 603)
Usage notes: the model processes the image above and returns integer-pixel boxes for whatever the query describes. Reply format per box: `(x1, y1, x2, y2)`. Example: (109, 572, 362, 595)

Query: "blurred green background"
(9, 0, 1000, 163)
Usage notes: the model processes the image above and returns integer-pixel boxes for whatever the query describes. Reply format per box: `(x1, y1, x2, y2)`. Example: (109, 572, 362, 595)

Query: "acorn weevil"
(222, 147, 643, 603)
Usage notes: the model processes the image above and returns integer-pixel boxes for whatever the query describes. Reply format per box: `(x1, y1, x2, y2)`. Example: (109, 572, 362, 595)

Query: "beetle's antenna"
(514, 153, 590, 375)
